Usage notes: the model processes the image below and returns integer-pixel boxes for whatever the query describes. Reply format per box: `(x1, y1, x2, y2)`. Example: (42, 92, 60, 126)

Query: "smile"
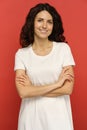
(39, 30, 48, 33)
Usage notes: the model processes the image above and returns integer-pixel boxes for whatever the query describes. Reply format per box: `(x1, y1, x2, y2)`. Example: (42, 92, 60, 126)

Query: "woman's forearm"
(16, 81, 61, 98)
(44, 66, 75, 97)
(44, 80, 74, 97)
(15, 66, 74, 98)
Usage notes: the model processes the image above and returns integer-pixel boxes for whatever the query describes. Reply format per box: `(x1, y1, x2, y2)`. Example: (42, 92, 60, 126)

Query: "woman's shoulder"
(15, 45, 31, 55)
(53, 41, 70, 49)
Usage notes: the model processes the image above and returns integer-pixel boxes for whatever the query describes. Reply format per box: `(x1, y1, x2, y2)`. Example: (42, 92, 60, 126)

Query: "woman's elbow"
(15, 85, 26, 99)
(16, 89, 25, 99)
(67, 84, 74, 95)
(68, 88, 73, 95)
(17, 88, 34, 98)
(19, 93, 25, 99)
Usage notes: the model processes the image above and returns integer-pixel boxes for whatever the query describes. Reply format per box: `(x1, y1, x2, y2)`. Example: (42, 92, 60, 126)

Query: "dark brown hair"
(20, 3, 66, 48)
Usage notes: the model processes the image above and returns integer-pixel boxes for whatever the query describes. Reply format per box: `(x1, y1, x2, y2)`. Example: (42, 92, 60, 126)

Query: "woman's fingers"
(58, 66, 74, 87)
(16, 74, 29, 81)
(63, 68, 69, 73)
(16, 74, 31, 86)
(61, 67, 74, 79)
(64, 73, 74, 82)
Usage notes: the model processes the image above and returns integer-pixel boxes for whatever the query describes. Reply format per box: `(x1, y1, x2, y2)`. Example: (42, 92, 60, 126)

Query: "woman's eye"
(48, 21, 53, 24)
(36, 19, 53, 24)
(37, 19, 43, 22)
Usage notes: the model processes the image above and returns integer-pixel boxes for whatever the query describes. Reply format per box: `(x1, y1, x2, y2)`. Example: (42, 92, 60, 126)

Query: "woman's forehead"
(35, 10, 52, 19)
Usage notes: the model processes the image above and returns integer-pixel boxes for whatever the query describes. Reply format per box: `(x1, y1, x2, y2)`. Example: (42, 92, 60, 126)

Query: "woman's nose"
(42, 21, 47, 28)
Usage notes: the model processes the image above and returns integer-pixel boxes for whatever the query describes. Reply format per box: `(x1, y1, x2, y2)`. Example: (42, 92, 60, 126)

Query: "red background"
(0, 0, 87, 130)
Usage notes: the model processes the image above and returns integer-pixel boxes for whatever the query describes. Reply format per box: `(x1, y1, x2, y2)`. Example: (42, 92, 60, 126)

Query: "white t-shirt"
(14, 42, 75, 130)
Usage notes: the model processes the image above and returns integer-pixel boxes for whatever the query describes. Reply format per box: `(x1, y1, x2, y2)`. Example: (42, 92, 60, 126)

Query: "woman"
(14, 3, 75, 130)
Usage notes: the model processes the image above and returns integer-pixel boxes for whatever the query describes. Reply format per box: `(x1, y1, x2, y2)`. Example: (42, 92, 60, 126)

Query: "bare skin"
(15, 65, 74, 98)
(15, 11, 75, 98)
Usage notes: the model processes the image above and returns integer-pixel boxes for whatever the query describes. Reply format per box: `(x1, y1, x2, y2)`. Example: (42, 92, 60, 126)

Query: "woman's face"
(34, 10, 53, 40)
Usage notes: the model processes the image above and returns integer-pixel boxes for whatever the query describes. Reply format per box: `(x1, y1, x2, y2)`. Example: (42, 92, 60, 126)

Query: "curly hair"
(20, 3, 66, 48)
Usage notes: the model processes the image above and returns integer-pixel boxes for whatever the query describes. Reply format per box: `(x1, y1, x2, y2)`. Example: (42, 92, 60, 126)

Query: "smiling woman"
(14, 3, 75, 130)
(34, 10, 53, 40)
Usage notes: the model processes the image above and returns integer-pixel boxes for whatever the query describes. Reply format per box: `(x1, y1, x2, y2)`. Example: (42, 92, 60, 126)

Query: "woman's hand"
(16, 74, 32, 87)
(57, 67, 74, 87)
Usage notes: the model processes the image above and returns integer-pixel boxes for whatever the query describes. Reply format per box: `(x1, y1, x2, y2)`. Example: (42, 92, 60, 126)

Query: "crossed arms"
(15, 65, 75, 98)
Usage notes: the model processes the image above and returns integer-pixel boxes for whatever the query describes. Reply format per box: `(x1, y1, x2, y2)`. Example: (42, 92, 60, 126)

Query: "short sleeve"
(62, 43, 75, 67)
(14, 49, 25, 71)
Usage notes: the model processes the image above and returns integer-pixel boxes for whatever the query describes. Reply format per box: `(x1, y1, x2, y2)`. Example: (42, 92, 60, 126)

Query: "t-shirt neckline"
(30, 41, 55, 58)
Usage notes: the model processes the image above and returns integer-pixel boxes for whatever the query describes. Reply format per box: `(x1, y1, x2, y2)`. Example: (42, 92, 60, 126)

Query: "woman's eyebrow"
(36, 17, 53, 21)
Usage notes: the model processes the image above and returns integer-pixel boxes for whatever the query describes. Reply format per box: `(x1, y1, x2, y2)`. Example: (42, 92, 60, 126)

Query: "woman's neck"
(33, 39, 52, 50)
(32, 39, 53, 56)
